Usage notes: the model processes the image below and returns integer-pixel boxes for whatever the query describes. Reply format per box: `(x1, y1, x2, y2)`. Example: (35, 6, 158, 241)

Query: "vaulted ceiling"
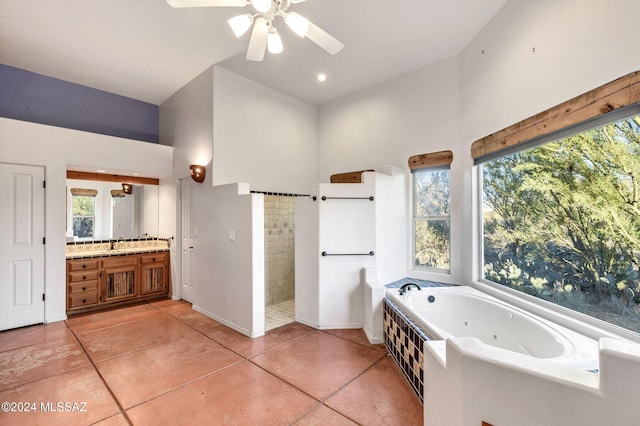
(0, 0, 505, 106)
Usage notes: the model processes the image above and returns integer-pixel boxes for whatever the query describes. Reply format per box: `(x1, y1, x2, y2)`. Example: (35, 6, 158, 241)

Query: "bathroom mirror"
(66, 177, 159, 240)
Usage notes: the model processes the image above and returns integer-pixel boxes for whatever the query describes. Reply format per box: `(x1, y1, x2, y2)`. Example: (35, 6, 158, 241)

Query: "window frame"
(471, 70, 640, 342)
(71, 192, 96, 240)
(412, 165, 451, 274)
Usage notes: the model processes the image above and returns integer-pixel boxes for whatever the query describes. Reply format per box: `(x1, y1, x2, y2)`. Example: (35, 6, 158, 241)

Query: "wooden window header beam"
(330, 170, 375, 183)
(70, 188, 97, 196)
(408, 150, 453, 171)
(67, 170, 159, 186)
(471, 70, 640, 160)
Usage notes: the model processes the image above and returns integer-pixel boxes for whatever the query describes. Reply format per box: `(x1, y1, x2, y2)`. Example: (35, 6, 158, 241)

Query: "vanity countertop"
(66, 247, 169, 260)
(66, 238, 170, 260)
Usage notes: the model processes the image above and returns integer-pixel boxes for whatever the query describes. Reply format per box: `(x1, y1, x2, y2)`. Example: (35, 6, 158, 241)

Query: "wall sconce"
(122, 183, 133, 194)
(190, 164, 206, 183)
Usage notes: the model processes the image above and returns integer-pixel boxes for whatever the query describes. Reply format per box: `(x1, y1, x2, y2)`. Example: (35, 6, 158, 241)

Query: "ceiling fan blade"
(306, 21, 344, 55)
(166, 0, 247, 8)
(246, 17, 269, 61)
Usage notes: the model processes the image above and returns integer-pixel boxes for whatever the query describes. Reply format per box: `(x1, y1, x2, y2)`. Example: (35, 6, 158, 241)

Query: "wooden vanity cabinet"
(67, 259, 100, 309)
(66, 252, 169, 314)
(102, 255, 138, 302)
(140, 252, 169, 295)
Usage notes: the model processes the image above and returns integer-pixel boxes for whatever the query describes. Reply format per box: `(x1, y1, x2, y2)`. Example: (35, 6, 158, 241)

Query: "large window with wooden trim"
(410, 151, 453, 272)
(473, 71, 640, 333)
(71, 188, 97, 239)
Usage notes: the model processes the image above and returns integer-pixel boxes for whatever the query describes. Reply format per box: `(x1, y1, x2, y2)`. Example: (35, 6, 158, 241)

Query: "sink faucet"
(110, 238, 124, 250)
(398, 282, 421, 295)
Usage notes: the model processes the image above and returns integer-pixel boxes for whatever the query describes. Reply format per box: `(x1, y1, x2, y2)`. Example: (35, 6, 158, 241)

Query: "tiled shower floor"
(0, 299, 423, 425)
(266, 299, 294, 331)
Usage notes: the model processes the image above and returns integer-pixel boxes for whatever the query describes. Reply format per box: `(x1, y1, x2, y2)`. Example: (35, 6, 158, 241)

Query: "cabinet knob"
(82, 299, 86, 304)
(82, 286, 86, 291)
(82, 276, 86, 280)
(152, 258, 156, 262)
(82, 264, 87, 269)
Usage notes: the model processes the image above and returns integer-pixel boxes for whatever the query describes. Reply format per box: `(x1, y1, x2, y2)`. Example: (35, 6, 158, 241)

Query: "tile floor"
(0, 299, 423, 425)
(265, 299, 295, 331)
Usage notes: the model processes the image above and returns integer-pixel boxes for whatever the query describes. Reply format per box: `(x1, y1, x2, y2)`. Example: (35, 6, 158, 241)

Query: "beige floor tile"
(167, 309, 223, 333)
(149, 299, 193, 314)
(97, 332, 243, 408)
(205, 321, 313, 358)
(325, 356, 423, 425)
(126, 361, 317, 425)
(292, 404, 359, 425)
(0, 334, 91, 391)
(251, 332, 385, 400)
(76, 312, 197, 362)
(0, 322, 72, 353)
(0, 365, 120, 426)
(66, 303, 158, 334)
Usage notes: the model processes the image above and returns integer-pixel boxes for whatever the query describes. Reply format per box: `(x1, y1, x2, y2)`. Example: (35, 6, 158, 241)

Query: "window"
(413, 166, 451, 271)
(71, 188, 96, 239)
(481, 114, 640, 333)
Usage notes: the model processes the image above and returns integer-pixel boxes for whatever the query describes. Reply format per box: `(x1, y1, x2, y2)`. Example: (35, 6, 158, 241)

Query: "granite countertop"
(65, 247, 169, 260)
(65, 238, 170, 260)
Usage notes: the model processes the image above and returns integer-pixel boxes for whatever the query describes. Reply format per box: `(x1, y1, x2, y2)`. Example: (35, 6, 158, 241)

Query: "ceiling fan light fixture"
(252, 0, 271, 13)
(285, 12, 309, 37)
(267, 27, 283, 54)
(228, 13, 253, 37)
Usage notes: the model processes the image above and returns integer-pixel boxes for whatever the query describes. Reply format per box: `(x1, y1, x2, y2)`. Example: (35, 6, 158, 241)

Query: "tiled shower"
(264, 194, 296, 330)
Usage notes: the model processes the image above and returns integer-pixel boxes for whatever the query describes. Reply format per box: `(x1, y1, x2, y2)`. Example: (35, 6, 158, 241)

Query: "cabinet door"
(103, 265, 137, 301)
(140, 262, 167, 295)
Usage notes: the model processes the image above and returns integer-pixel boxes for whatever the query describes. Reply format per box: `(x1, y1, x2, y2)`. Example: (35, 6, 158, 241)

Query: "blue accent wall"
(0, 64, 159, 143)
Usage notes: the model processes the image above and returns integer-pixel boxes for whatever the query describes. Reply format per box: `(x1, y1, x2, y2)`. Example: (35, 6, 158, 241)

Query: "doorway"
(264, 194, 295, 330)
(0, 163, 45, 330)
(180, 178, 194, 302)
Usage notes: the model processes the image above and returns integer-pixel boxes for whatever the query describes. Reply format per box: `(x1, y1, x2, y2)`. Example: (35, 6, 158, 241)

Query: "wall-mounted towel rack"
(321, 251, 375, 256)
(311, 196, 374, 201)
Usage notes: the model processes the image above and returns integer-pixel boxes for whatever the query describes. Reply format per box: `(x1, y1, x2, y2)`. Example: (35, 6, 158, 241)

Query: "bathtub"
(386, 285, 599, 370)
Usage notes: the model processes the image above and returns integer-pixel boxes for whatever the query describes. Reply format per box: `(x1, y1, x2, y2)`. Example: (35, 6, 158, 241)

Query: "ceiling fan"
(166, 0, 344, 61)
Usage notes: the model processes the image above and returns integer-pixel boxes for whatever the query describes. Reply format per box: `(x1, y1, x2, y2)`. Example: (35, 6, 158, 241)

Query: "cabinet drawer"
(69, 281, 98, 295)
(140, 252, 168, 264)
(69, 293, 98, 308)
(68, 259, 99, 271)
(69, 270, 98, 283)
(102, 255, 138, 268)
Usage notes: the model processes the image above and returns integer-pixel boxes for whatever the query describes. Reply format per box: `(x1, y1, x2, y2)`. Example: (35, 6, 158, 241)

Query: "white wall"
(189, 182, 265, 337)
(160, 66, 215, 300)
(459, 0, 640, 285)
(213, 66, 318, 194)
(160, 66, 214, 179)
(160, 66, 318, 334)
(0, 118, 173, 324)
(296, 169, 407, 332)
(317, 0, 640, 288)
(296, 178, 376, 328)
(318, 56, 461, 182)
(318, 56, 464, 284)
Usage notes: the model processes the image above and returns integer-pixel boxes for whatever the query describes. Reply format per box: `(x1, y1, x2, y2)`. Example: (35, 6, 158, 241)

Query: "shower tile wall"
(265, 195, 295, 306)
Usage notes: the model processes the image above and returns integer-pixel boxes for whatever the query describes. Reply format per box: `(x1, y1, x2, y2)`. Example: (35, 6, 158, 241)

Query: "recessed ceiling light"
(316, 73, 327, 82)
(96, 169, 107, 173)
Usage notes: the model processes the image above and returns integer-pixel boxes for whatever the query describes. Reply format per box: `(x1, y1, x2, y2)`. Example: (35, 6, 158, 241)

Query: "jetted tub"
(387, 285, 599, 370)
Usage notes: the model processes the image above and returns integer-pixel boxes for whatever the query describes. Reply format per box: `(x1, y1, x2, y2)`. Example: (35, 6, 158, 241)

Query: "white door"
(181, 178, 194, 302)
(0, 163, 45, 330)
